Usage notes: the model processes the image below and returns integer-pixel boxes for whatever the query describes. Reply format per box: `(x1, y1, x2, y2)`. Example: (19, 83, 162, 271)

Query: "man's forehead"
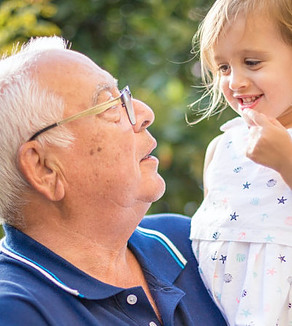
(29, 49, 119, 106)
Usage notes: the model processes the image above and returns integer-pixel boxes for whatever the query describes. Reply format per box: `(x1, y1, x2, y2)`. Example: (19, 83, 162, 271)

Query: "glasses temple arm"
(28, 98, 121, 141)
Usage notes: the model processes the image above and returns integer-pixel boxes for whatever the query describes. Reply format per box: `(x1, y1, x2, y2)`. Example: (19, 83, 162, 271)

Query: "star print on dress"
(230, 212, 238, 221)
(219, 255, 227, 264)
(240, 309, 252, 317)
(264, 234, 275, 242)
(267, 268, 277, 276)
(243, 182, 251, 189)
(277, 196, 287, 204)
(278, 255, 286, 263)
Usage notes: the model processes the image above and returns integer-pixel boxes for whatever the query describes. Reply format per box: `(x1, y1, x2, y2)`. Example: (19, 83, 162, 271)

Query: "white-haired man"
(0, 37, 226, 325)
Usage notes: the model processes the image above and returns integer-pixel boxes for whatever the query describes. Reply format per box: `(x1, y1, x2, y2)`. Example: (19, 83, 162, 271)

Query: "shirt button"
(149, 322, 157, 326)
(127, 294, 138, 305)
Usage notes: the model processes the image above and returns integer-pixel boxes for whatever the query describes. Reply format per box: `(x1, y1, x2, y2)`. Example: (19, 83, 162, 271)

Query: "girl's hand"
(242, 109, 292, 189)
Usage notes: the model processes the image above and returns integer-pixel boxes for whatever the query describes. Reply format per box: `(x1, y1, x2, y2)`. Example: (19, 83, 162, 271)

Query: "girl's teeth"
(242, 96, 258, 104)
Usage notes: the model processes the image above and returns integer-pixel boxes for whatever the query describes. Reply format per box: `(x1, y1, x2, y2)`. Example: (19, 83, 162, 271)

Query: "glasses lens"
(122, 87, 136, 125)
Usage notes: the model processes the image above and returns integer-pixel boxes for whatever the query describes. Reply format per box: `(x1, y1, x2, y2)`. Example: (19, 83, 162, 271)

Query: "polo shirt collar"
(2, 224, 187, 300)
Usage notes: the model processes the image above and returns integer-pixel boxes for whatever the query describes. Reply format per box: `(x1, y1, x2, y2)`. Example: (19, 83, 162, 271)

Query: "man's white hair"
(0, 36, 74, 226)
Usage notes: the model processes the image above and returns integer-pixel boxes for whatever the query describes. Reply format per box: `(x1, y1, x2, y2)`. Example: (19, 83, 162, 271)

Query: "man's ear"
(17, 141, 65, 201)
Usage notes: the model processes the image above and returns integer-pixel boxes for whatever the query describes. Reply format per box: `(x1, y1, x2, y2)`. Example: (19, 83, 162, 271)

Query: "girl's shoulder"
(219, 116, 245, 132)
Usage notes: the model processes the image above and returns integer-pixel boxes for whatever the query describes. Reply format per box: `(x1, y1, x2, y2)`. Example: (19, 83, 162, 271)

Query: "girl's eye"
(245, 59, 261, 67)
(218, 64, 230, 75)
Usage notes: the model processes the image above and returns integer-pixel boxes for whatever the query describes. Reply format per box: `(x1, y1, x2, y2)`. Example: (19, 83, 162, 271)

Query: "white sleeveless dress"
(190, 117, 292, 326)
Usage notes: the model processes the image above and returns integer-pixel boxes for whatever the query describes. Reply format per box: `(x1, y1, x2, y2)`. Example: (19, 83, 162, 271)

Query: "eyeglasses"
(28, 86, 136, 141)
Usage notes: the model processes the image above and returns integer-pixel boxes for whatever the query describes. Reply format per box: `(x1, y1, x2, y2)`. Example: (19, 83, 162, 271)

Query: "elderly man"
(0, 36, 226, 325)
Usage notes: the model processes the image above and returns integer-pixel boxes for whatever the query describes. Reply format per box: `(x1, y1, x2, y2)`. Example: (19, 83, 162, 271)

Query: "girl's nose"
(228, 69, 249, 91)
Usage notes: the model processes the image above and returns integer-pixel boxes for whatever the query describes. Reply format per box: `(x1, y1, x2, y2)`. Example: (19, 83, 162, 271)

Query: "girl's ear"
(17, 141, 65, 201)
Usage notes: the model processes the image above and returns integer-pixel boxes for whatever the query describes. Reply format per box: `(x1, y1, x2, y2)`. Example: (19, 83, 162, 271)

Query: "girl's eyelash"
(245, 59, 261, 66)
(216, 59, 262, 73)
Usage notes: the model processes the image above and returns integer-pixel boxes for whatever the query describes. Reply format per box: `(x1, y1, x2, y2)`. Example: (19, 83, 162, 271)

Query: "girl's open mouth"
(239, 95, 262, 109)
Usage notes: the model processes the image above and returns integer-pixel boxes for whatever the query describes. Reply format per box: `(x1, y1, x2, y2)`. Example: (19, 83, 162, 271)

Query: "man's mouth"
(141, 154, 151, 161)
(141, 141, 157, 162)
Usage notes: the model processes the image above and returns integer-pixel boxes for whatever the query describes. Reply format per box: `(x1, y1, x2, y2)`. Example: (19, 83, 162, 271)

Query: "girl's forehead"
(215, 9, 273, 42)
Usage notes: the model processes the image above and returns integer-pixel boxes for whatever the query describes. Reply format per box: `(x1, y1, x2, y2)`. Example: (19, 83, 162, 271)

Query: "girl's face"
(213, 13, 292, 128)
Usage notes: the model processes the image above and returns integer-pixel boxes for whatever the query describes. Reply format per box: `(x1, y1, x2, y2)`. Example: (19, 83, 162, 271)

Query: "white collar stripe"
(0, 239, 84, 297)
(136, 226, 187, 268)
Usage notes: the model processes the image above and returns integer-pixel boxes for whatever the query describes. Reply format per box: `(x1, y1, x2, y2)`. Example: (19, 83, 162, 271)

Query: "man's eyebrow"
(92, 80, 118, 105)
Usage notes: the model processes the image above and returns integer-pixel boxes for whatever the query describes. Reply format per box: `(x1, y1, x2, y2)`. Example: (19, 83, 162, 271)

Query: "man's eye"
(106, 104, 119, 112)
(218, 64, 230, 75)
(110, 104, 119, 110)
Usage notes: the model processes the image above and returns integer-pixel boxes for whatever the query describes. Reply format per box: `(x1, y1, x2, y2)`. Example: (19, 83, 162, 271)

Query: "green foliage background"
(0, 0, 236, 237)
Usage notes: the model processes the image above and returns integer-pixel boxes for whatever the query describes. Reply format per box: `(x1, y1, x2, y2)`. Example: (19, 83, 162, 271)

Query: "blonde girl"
(190, 0, 292, 325)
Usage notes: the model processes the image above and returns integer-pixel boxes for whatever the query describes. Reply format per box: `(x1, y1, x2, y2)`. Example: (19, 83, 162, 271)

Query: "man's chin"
(148, 177, 166, 203)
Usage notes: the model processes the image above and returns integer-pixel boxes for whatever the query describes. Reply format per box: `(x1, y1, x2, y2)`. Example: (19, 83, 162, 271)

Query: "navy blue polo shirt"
(0, 214, 227, 325)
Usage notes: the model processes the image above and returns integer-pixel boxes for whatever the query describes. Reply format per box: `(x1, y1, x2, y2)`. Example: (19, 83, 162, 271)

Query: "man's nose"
(132, 99, 155, 132)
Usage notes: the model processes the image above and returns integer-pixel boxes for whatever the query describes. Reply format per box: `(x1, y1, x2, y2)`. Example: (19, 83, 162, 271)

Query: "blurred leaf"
(0, 0, 60, 56)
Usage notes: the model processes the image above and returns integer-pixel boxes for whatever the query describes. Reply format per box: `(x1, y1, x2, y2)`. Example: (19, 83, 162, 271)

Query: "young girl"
(190, 0, 292, 325)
